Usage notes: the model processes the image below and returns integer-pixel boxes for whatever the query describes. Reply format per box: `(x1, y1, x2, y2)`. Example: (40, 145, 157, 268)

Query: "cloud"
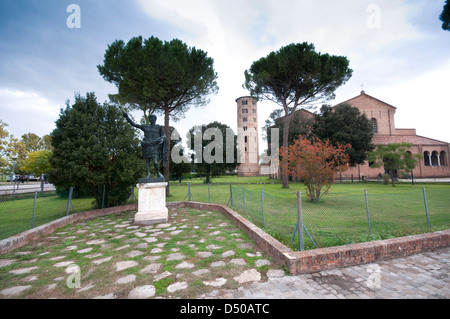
(2, 0, 448, 151)
(135, 0, 450, 150)
(0, 88, 60, 138)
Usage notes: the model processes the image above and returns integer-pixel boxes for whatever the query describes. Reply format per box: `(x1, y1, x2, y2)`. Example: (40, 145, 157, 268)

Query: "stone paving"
(0, 206, 448, 299)
(201, 248, 450, 299)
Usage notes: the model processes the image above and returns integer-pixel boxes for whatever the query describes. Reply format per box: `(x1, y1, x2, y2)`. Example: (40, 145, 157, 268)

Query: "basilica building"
(335, 91, 450, 179)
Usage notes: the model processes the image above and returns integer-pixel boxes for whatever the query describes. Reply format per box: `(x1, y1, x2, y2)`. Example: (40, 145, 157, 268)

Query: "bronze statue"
(123, 113, 168, 179)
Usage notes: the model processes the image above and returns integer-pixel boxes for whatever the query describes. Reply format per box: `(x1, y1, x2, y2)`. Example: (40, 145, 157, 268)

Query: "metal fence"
(0, 186, 138, 241)
(173, 182, 450, 251)
(2, 181, 449, 251)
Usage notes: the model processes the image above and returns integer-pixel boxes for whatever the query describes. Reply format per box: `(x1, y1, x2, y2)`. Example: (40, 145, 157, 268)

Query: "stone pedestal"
(134, 181, 168, 225)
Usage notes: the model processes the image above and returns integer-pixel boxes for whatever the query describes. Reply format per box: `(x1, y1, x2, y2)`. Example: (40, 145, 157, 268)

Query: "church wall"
(345, 93, 396, 136)
(341, 143, 450, 179)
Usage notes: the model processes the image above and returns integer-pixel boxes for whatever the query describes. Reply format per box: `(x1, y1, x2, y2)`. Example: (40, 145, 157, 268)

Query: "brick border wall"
(1, 201, 448, 275)
(172, 202, 450, 275)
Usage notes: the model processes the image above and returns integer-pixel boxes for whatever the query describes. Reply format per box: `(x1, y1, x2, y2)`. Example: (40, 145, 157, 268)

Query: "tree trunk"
(281, 113, 292, 188)
(164, 108, 171, 197)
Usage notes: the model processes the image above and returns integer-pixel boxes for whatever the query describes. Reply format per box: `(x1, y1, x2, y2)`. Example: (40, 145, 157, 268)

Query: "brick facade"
(337, 91, 450, 179)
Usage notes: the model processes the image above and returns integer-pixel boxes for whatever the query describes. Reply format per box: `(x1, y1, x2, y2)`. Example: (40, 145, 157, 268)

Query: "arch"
(371, 118, 378, 133)
(440, 151, 447, 166)
(424, 151, 430, 166)
(431, 151, 439, 166)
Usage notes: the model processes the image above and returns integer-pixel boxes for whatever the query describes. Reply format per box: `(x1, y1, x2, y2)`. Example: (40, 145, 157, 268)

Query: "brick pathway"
(201, 247, 450, 299)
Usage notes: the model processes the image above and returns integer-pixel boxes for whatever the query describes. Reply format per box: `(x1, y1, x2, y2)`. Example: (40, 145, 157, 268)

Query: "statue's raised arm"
(123, 112, 167, 180)
(123, 112, 144, 130)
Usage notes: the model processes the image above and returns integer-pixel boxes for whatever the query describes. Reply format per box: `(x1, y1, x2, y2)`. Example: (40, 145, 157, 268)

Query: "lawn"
(0, 192, 97, 240)
(168, 180, 450, 250)
(1, 177, 449, 251)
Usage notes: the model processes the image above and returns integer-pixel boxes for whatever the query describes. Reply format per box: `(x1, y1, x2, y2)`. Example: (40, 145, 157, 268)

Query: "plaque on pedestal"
(134, 182, 168, 225)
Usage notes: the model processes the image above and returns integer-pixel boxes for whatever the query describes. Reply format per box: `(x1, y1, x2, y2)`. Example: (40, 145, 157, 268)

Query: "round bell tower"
(236, 96, 260, 176)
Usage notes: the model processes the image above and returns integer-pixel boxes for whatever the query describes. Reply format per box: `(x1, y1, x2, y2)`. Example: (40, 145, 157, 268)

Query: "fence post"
(30, 191, 38, 229)
(65, 187, 74, 216)
(364, 189, 372, 236)
(227, 183, 232, 206)
(261, 188, 265, 228)
(208, 183, 210, 203)
(188, 182, 191, 201)
(422, 186, 430, 229)
(130, 185, 134, 202)
(296, 192, 304, 251)
(243, 185, 246, 213)
(102, 185, 106, 209)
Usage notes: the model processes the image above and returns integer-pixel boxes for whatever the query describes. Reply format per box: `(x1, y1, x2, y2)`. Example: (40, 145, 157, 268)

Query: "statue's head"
(149, 114, 157, 125)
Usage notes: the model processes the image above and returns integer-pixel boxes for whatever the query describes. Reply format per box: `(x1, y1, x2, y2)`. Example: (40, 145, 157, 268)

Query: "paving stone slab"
(128, 285, 156, 299)
(116, 275, 137, 284)
(53, 261, 75, 268)
(136, 243, 148, 249)
(210, 261, 226, 268)
(127, 250, 144, 258)
(115, 261, 139, 271)
(198, 251, 213, 258)
(77, 248, 93, 254)
(206, 244, 222, 250)
(167, 282, 188, 293)
(0, 259, 15, 268)
(92, 256, 113, 265)
(0, 285, 32, 297)
(78, 284, 95, 293)
(234, 269, 261, 284)
(143, 237, 158, 243)
(94, 293, 115, 299)
(167, 253, 185, 261)
(267, 269, 286, 279)
(155, 223, 171, 229)
(255, 259, 271, 267)
(140, 263, 162, 274)
(9, 266, 38, 275)
(203, 278, 227, 287)
(222, 250, 235, 258)
(154, 271, 172, 281)
(86, 239, 106, 245)
(175, 261, 195, 269)
(230, 258, 247, 266)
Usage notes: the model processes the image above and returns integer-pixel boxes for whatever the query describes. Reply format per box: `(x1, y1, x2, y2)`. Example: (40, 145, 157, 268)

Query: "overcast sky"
(1, 0, 449, 151)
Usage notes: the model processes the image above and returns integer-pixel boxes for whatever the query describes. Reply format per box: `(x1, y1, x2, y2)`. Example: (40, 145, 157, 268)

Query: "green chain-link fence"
(0, 186, 138, 240)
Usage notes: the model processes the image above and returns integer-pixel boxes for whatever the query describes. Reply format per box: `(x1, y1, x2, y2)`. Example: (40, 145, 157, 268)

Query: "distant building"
(236, 96, 260, 176)
(335, 91, 450, 179)
(266, 90, 450, 180)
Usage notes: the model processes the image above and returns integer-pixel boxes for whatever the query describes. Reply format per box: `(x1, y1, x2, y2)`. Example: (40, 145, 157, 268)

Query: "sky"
(1, 0, 449, 154)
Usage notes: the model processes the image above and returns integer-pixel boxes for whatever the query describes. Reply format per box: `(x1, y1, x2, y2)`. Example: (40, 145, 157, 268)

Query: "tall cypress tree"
(49, 92, 145, 208)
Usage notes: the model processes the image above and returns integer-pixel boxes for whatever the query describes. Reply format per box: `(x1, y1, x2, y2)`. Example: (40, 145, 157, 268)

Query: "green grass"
(0, 192, 95, 240)
(168, 180, 450, 250)
(1, 177, 449, 252)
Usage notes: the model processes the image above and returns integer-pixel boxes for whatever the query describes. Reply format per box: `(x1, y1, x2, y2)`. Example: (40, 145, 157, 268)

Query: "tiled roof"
(373, 135, 449, 146)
